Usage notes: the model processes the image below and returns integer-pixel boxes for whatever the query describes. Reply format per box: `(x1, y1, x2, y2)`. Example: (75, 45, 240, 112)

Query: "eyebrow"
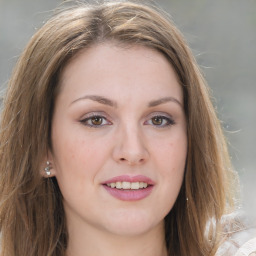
(70, 95, 182, 108)
(70, 95, 117, 107)
(148, 97, 182, 108)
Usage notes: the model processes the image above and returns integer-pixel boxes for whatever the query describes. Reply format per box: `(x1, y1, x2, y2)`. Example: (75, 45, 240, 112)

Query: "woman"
(0, 1, 253, 255)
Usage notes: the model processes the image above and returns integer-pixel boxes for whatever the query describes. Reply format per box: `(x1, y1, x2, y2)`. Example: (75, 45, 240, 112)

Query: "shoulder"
(216, 211, 256, 256)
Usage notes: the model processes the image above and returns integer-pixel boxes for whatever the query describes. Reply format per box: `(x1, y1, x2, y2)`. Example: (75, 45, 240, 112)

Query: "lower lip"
(103, 185, 154, 201)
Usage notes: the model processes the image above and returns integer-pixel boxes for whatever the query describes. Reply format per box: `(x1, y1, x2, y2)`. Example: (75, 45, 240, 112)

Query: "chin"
(103, 209, 164, 236)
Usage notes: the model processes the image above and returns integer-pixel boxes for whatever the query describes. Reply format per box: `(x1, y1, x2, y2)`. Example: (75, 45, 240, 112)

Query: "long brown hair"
(0, 1, 237, 255)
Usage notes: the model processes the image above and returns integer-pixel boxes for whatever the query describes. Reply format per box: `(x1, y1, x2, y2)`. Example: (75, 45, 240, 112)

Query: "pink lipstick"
(102, 175, 154, 201)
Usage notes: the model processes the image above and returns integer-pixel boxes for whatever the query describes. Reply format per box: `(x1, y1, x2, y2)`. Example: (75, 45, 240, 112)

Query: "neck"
(66, 220, 168, 256)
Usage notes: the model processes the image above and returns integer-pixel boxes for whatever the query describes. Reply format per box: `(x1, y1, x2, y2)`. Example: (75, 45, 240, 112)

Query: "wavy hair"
(0, 1, 237, 255)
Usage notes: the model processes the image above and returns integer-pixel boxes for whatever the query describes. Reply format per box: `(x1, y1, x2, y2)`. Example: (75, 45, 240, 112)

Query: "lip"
(102, 175, 155, 201)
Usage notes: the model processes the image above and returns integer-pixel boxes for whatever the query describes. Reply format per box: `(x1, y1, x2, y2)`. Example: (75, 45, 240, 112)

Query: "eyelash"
(144, 115, 175, 128)
(80, 113, 175, 128)
(80, 114, 112, 128)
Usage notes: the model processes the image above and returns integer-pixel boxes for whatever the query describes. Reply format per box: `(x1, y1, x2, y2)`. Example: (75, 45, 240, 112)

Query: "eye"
(80, 114, 112, 128)
(145, 115, 175, 127)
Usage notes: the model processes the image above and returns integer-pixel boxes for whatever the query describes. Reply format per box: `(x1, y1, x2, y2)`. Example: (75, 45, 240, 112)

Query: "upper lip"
(102, 175, 155, 185)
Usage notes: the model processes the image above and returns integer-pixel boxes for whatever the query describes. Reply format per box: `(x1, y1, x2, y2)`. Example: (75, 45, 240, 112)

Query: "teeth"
(116, 182, 122, 189)
(131, 182, 139, 189)
(122, 181, 131, 189)
(107, 181, 148, 190)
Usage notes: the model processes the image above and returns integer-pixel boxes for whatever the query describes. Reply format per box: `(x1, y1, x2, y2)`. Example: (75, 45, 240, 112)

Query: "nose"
(112, 124, 149, 166)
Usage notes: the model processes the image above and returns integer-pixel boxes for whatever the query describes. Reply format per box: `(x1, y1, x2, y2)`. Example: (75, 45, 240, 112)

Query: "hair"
(0, 1, 238, 255)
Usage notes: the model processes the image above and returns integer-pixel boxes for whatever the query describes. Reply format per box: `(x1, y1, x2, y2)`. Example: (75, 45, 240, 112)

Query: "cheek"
(154, 134, 187, 194)
(53, 126, 99, 166)
(161, 144, 186, 209)
(52, 129, 113, 189)
(156, 136, 187, 170)
(52, 137, 98, 201)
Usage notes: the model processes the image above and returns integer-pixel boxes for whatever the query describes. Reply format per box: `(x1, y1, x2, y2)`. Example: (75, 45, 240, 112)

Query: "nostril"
(118, 157, 145, 165)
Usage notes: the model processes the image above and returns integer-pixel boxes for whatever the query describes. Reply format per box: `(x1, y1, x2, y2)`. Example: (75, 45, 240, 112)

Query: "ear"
(40, 151, 57, 178)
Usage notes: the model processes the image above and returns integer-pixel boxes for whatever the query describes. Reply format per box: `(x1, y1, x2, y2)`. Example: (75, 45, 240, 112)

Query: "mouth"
(102, 175, 154, 201)
(106, 181, 149, 190)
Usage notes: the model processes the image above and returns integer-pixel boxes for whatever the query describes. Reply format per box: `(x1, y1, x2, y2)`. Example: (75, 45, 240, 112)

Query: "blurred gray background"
(0, 0, 255, 216)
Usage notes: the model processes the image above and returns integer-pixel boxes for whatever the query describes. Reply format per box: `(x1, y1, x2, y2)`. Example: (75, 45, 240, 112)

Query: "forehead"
(58, 43, 183, 105)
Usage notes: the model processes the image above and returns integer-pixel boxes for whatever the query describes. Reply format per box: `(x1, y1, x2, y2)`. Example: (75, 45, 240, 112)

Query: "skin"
(49, 43, 187, 256)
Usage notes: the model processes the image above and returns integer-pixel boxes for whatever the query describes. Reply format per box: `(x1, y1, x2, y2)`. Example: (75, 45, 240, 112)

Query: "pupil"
(92, 117, 102, 125)
(153, 117, 162, 125)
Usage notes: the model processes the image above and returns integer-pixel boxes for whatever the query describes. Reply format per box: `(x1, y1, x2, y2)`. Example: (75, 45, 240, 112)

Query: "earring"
(44, 161, 52, 176)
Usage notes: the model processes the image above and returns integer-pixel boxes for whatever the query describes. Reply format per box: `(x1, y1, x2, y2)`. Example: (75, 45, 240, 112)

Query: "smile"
(102, 175, 154, 201)
(106, 181, 148, 190)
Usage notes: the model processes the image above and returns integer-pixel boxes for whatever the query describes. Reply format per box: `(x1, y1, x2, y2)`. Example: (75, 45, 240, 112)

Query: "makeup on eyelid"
(79, 112, 176, 128)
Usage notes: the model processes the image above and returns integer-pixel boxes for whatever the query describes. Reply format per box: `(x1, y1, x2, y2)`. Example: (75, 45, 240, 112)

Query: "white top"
(216, 212, 256, 256)
(234, 238, 256, 256)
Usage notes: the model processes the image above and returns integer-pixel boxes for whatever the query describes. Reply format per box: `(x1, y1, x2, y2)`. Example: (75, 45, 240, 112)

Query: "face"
(50, 43, 187, 237)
